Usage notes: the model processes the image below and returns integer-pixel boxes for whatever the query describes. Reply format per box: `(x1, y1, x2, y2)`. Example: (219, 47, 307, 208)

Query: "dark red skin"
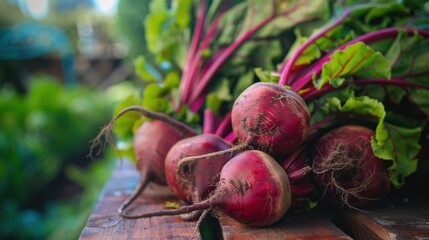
(165, 134, 232, 203)
(312, 126, 391, 207)
(134, 120, 190, 185)
(212, 150, 291, 227)
(232, 82, 310, 156)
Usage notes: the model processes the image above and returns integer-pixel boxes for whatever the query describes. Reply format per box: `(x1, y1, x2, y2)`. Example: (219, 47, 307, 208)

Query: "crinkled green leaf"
(314, 26, 355, 51)
(320, 95, 421, 188)
(286, 25, 355, 69)
(287, 33, 321, 66)
(341, 96, 386, 121)
(338, 96, 387, 144)
(312, 94, 420, 187)
(317, 42, 391, 88)
(371, 123, 421, 188)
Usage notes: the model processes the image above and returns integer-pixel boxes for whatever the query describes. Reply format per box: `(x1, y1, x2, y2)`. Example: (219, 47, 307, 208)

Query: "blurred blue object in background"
(0, 22, 76, 85)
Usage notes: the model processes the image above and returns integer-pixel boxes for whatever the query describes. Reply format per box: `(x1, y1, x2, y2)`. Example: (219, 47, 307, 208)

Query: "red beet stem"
(120, 197, 216, 219)
(291, 182, 315, 198)
(288, 166, 311, 183)
(176, 143, 249, 181)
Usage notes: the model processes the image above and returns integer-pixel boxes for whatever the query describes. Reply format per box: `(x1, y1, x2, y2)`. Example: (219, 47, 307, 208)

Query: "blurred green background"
(0, 0, 143, 239)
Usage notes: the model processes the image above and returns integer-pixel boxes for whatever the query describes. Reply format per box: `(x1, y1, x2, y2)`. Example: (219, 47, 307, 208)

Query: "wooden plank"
(221, 211, 352, 240)
(79, 160, 197, 240)
(80, 159, 353, 239)
(340, 205, 429, 240)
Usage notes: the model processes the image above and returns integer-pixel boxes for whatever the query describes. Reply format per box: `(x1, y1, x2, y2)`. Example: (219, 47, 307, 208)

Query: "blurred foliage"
(0, 77, 117, 239)
(0, 1, 119, 52)
(115, 0, 152, 61)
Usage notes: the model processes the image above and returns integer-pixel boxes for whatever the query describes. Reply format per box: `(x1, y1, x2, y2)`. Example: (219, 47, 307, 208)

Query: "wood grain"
(221, 211, 352, 240)
(341, 205, 429, 240)
(80, 159, 353, 240)
(79, 160, 196, 240)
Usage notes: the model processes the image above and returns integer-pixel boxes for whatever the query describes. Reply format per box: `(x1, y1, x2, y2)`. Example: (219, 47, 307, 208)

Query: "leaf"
(317, 42, 391, 88)
(364, 3, 409, 24)
(371, 123, 421, 188)
(286, 33, 321, 66)
(286, 25, 354, 68)
(233, 70, 255, 100)
(364, 84, 407, 105)
(144, 0, 170, 54)
(254, 68, 279, 83)
(338, 96, 387, 142)
(255, 0, 330, 38)
(206, 78, 233, 113)
(142, 84, 169, 113)
(409, 88, 429, 118)
(133, 56, 161, 82)
(312, 94, 420, 187)
(384, 31, 429, 78)
(143, 0, 190, 67)
(164, 201, 179, 209)
(112, 93, 143, 139)
(173, 0, 192, 28)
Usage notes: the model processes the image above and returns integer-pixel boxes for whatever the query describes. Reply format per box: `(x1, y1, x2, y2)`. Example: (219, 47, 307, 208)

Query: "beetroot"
(232, 82, 310, 156)
(89, 106, 196, 216)
(164, 134, 232, 204)
(312, 125, 391, 207)
(177, 82, 311, 179)
(124, 150, 291, 227)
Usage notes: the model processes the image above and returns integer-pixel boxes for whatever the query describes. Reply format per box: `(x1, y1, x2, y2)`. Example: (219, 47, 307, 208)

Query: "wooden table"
(79, 160, 429, 239)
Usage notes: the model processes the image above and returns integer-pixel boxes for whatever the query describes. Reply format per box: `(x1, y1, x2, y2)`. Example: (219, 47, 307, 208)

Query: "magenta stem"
(203, 109, 218, 134)
(179, 0, 207, 106)
(281, 146, 304, 171)
(214, 112, 232, 137)
(288, 166, 311, 184)
(180, 1, 230, 106)
(291, 182, 315, 198)
(224, 131, 237, 143)
(290, 28, 429, 92)
(187, 0, 307, 106)
(302, 78, 429, 102)
(279, 9, 352, 86)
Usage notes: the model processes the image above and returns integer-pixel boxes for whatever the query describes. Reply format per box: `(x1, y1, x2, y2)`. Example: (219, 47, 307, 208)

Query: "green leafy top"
(316, 42, 391, 89)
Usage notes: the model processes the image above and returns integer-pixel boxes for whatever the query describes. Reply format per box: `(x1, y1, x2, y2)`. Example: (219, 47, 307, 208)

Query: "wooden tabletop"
(79, 159, 428, 240)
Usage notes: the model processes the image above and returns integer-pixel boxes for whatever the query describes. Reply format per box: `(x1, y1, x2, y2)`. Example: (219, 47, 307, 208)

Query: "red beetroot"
(312, 125, 391, 207)
(124, 150, 292, 227)
(165, 134, 232, 204)
(90, 106, 196, 216)
(177, 82, 311, 180)
(232, 82, 310, 156)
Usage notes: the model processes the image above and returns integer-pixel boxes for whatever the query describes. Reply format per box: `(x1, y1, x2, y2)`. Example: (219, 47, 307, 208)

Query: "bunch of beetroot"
(90, 0, 429, 233)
